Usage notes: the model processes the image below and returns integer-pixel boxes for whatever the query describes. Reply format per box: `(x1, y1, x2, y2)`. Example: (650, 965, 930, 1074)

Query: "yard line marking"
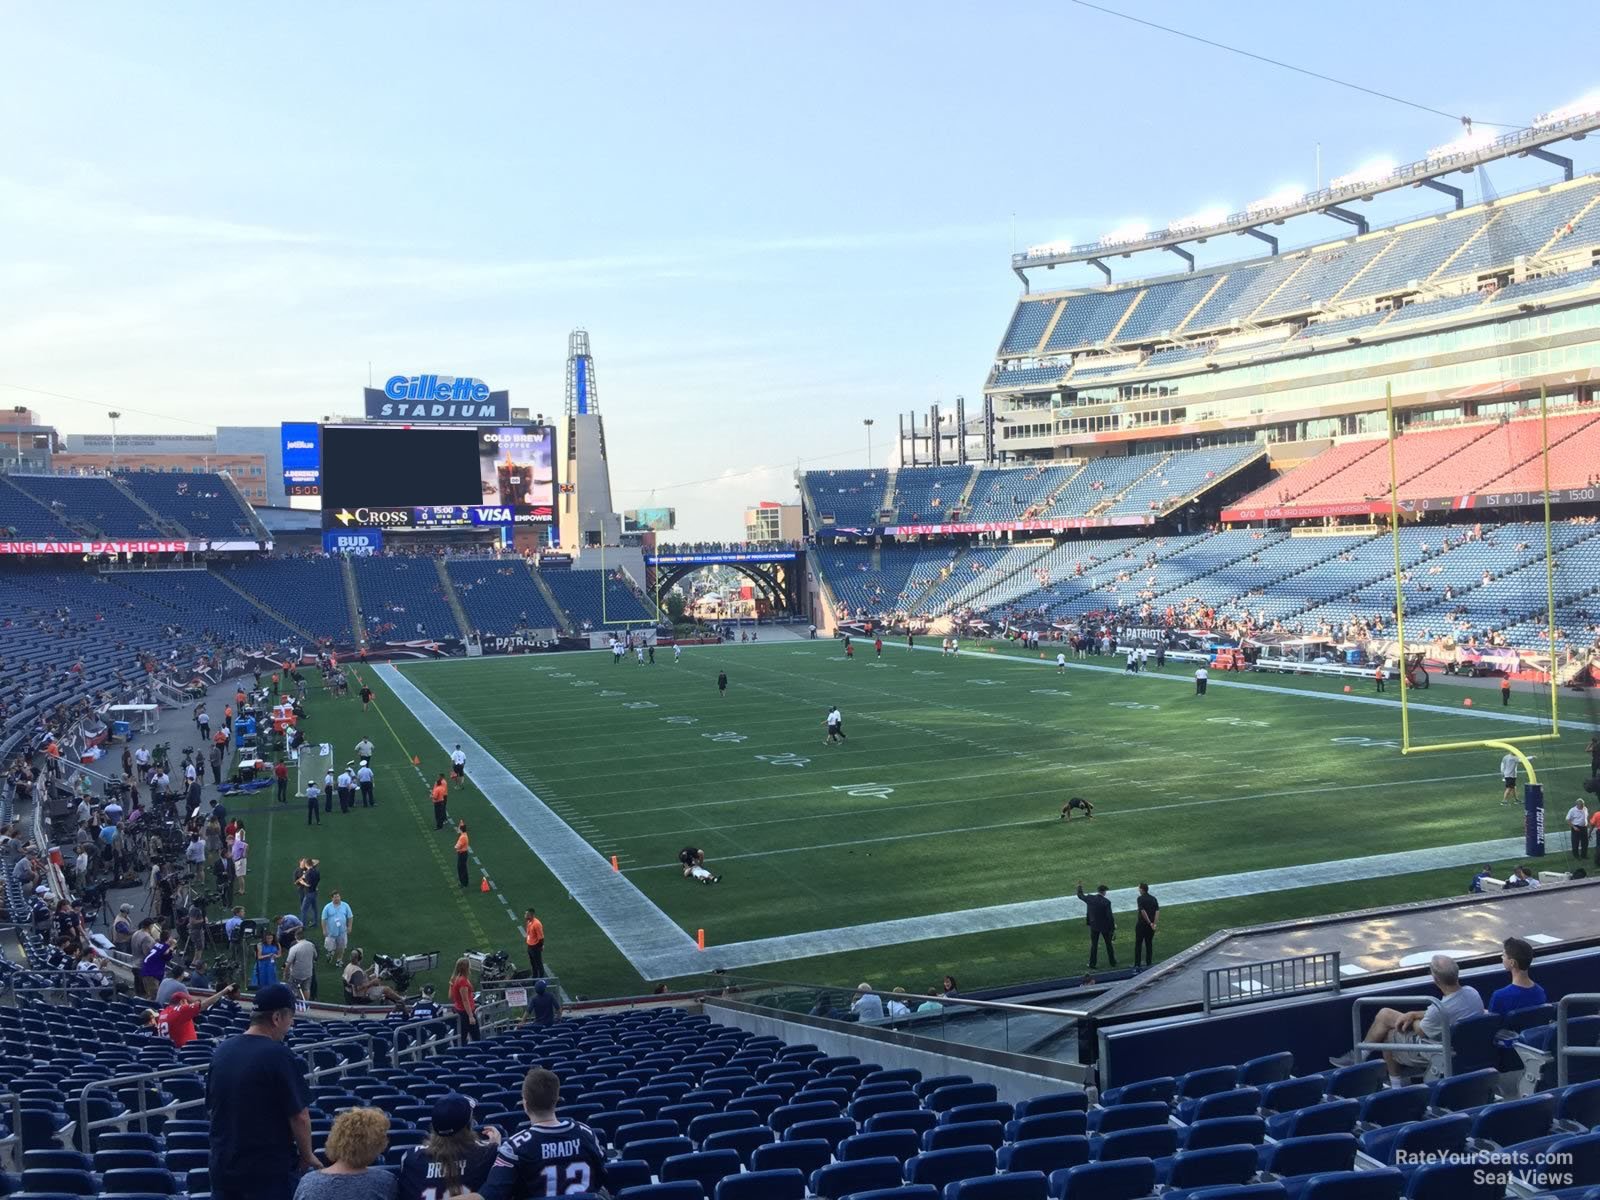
(379, 664, 697, 976)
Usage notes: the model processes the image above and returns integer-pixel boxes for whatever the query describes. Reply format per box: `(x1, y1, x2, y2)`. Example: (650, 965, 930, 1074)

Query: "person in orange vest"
(44, 738, 61, 776)
(454, 820, 470, 888)
(523, 908, 545, 978)
(222, 704, 234, 735)
(234, 687, 247, 710)
(1501, 676, 1512, 707)
(431, 775, 449, 830)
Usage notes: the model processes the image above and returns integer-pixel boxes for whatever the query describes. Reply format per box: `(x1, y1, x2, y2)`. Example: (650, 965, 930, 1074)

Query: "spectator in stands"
(142, 929, 177, 996)
(525, 978, 559, 1027)
(1331, 954, 1485, 1086)
(1075, 880, 1117, 968)
(208, 982, 318, 1200)
(396, 1094, 501, 1200)
(111, 903, 134, 955)
(146, 982, 237, 1047)
(850, 983, 884, 1023)
(292, 1107, 395, 1200)
(449, 957, 478, 1044)
(479, 1069, 605, 1200)
(1489, 936, 1548, 1016)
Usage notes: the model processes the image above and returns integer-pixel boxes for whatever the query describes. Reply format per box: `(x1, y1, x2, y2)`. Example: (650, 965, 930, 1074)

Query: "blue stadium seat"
(1087, 1103, 1169, 1134)
(1358, 1114, 1470, 1167)
(923, 1122, 1004, 1152)
(939, 1103, 1013, 1128)
(809, 1156, 904, 1200)
(659, 1150, 741, 1197)
(943, 1172, 1049, 1200)
(90, 1154, 161, 1174)
(926, 1085, 998, 1114)
(862, 1070, 923, 1090)
(1012, 1094, 1088, 1119)
(604, 1162, 653, 1193)
(1356, 1087, 1429, 1131)
(1297, 1169, 1404, 1200)
(785, 1117, 854, 1147)
(713, 1169, 804, 1200)
(17, 1173, 95, 1197)
(1176, 1088, 1260, 1124)
(1558, 1080, 1600, 1131)
(770, 1101, 840, 1136)
(1178, 1067, 1240, 1101)
(1469, 1094, 1554, 1148)
(996, 1137, 1089, 1175)
(615, 1183, 702, 1200)
(852, 1093, 922, 1124)
(1183, 1117, 1268, 1150)
(1161, 1144, 1259, 1191)
(865, 1111, 938, 1137)
(17, 1159, 88, 1177)
(838, 1131, 920, 1163)
(1003, 1113, 1087, 1143)
(1238, 1055, 1296, 1087)
(592, 1110, 648, 1145)
(1322, 1063, 1387, 1099)
(98, 1173, 177, 1199)
(700, 1127, 773, 1164)
(1258, 1133, 1357, 1179)
(1401, 1160, 1504, 1199)
(620, 1137, 694, 1174)
(1266, 1100, 1360, 1141)
(618, 1120, 680, 1145)
(1046, 1157, 1156, 1200)
(1262, 1078, 1327, 1114)
(749, 1139, 831, 1177)
(1099, 1078, 1175, 1108)
(1427, 1069, 1498, 1113)
(1163, 1186, 1288, 1200)
(1447, 1014, 1505, 1074)
(1094, 1125, 1177, 1162)
(837, 1189, 938, 1200)
(904, 1147, 998, 1192)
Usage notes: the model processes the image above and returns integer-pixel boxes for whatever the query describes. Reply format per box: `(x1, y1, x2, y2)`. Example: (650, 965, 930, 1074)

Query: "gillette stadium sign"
(363, 375, 510, 422)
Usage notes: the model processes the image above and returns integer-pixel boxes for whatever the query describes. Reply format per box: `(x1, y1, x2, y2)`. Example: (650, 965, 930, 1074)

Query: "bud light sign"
(323, 528, 384, 556)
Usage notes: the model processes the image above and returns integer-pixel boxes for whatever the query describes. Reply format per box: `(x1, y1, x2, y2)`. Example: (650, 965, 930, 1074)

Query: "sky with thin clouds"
(3, 3, 1598, 537)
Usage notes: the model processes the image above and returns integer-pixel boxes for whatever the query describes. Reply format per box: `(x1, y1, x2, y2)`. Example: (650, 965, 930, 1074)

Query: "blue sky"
(3, 3, 1598, 537)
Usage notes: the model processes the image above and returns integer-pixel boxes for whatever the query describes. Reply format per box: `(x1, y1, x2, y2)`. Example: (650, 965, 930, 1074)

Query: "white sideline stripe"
(695, 836, 1530, 973)
(376, 664, 698, 976)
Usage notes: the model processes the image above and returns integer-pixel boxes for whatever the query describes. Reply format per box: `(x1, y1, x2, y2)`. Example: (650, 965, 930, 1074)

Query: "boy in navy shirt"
(479, 1069, 604, 1200)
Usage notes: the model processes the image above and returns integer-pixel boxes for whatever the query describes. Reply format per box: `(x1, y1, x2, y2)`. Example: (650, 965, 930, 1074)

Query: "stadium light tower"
(107, 411, 121, 468)
(863, 418, 874, 467)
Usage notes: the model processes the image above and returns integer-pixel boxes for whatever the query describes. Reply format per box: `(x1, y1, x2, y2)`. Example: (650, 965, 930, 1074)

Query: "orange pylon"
(611, 855, 619, 872)
(480, 877, 491, 893)
(696, 929, 706, 950)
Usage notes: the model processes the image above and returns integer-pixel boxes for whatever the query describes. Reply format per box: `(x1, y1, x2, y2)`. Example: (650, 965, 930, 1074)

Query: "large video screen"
(320, 424, 555, 530)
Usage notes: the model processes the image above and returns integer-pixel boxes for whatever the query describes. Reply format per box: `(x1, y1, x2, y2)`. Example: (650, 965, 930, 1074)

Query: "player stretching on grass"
(1060, 796, 1095, 821)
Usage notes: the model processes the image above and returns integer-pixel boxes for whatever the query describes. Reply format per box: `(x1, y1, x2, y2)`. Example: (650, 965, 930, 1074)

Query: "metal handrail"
(74, 1031, 378, 1137)
(1556, 992, 1600, 1088)
(1204, 951, 1342, 1014)
(0, 1091, 23, 1164)
(391, 1017, 456, 1065)
(1349, 994, 1456, 1077)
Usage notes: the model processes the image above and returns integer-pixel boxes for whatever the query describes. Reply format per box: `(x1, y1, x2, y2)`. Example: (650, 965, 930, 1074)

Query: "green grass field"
(230, 640, 1588, 1002)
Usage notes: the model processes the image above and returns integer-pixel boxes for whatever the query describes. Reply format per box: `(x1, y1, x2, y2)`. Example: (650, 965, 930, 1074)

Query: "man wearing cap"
(149, 981, 238, 1045)
(356, 761, 374, 808)
(397, 1095, 502, 1200)
(321, 891, 353, 967)
(206, 983, 317, 1200)
(111, 903, 135, 955)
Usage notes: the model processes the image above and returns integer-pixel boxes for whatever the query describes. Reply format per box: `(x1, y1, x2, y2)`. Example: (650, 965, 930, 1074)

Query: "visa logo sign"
(469, 506, 514, 526)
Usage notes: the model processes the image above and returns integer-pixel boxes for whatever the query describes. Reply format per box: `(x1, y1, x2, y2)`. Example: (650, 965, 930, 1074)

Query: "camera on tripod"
(373, 951, 437, 994)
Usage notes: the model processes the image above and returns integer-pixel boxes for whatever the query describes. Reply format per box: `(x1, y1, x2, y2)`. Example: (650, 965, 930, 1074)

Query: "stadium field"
(232, 642, 1588, 1002)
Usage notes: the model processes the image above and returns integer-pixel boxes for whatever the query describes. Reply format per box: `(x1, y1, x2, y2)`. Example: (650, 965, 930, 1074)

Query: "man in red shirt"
(274, 759, 289, 805)
(146, 984, 238, 1046)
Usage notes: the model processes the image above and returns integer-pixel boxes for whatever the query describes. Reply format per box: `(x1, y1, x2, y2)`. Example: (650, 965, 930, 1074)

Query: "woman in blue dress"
(254, 928, 280, 988)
